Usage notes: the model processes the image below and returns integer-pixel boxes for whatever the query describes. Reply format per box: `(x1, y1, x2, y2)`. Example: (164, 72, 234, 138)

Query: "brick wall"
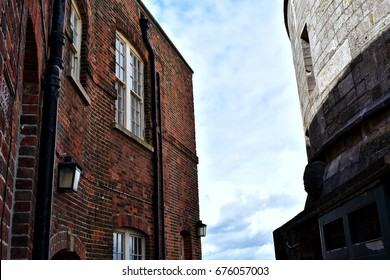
(0, 0, 23, 260)
(55, 0, 200, 260)
(0, 0, 50, 259)
(1, 0, 201, 260)
(50, 0, 200, 260)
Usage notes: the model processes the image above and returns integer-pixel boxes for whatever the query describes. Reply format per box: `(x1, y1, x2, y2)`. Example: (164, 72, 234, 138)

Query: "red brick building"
(0, 0, 203, 260)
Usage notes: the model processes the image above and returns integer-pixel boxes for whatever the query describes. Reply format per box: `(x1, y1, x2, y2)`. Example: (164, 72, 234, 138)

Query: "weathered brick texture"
(1, 0, 49, 260)
(1, 0, 201, 260)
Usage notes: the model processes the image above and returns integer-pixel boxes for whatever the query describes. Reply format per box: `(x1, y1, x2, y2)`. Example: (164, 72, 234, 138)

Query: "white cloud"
(142, 0, 308, 259)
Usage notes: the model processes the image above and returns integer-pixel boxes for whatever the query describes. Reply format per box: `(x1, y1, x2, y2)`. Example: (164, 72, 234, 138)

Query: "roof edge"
(137, 0, 194, 74)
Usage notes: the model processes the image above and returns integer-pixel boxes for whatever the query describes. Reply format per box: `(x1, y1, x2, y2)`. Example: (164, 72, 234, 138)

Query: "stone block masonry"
(274, 0, 390, 260)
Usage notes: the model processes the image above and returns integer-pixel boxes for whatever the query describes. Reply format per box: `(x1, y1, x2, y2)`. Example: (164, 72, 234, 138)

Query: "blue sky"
(142, 0, 308, 260)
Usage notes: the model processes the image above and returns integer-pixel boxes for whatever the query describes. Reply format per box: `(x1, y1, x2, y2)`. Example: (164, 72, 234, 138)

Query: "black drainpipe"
(32, 0, 65, 260)
(156, 73, 166, 259)
(140, 17, 162, 260)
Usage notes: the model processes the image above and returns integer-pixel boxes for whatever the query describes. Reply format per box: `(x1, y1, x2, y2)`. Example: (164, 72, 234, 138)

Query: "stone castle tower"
(274, 0, 390, 259)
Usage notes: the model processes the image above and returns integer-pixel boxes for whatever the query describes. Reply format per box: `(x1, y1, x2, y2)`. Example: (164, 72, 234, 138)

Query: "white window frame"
(69, 1, 82, 81)
(113, 229, 145, 260)
(115, 32, 144, 139)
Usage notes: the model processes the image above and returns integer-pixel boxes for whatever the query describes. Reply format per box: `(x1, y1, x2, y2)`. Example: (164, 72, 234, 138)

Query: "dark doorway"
(52, 250, 81, 260)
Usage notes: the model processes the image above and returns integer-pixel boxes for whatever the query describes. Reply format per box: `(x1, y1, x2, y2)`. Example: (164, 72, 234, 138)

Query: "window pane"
(129, 50, 142, 97)
(132, 63, 137, 93)
(115, 82, 125, 125)
(323, 218, 346, 251)
(113, 232, 124, 260)
(128, 236, 143, 260)
(131, 102, 135, 119)
(70, 2, 82, 81)
(134, 237, 138, 256)
(129, 237, 133, 259)
(74, 16, 78, 34)
(137, 238, 142, 260)
(120, 53, 124, 67)
(349, 202, 382, 244)
(116, 64, 120, 78)
(137, 61, 142, 90)
(120, 42, 124, 54)
(130, 95, 141, 137)
(115, 37, 125, 81)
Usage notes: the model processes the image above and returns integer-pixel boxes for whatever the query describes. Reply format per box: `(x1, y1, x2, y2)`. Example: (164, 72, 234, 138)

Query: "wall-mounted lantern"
(58, 156, 82, 192)
(196, 220, 207, 237)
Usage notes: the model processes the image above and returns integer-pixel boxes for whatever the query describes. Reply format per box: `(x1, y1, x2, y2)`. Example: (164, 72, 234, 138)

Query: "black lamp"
(196, 220, 207, 237)
(58, 156, 82, 192)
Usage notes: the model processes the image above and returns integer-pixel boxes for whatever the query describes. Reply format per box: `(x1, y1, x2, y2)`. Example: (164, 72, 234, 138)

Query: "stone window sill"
(68, 73, 91, 105)
(114, 123, 153, 151)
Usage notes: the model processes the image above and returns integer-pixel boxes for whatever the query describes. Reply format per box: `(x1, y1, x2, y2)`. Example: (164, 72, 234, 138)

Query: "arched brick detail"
(179, 215, 195, 238)
(25, 0, 46, 82)
(113, 213, 151, 236)
(10, 15, 42, 260)
(49, 231, 86, 260)
(180, 223, 193, 235)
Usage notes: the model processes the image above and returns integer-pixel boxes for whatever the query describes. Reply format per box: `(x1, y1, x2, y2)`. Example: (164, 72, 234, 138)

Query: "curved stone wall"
(285, 0, 390, 197)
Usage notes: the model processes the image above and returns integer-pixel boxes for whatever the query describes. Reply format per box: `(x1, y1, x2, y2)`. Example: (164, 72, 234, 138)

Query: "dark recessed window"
(300, 25, 316, 92)
(348, 202, 382, 244)
(323, 218, 346, 251)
